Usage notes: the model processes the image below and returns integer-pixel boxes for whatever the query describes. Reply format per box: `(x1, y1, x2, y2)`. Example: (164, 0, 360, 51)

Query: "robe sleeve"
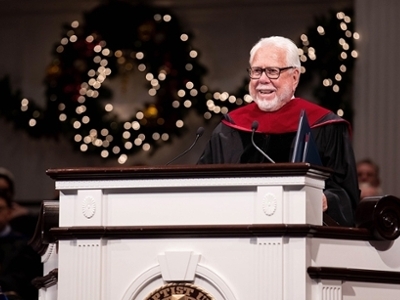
(314, 122, 360, 226)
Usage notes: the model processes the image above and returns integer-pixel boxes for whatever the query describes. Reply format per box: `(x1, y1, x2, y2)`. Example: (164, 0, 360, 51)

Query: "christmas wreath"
(43, 1, 243, 163)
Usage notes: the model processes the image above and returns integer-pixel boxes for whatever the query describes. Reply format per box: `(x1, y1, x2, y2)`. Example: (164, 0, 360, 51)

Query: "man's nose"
(259, 71, 272, 82)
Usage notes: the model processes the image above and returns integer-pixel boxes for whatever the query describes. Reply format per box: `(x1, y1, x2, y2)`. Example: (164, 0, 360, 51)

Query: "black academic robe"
(198, 98, 360, 227)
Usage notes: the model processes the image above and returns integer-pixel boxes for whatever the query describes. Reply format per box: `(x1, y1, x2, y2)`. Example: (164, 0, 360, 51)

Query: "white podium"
(32, 163, 400, 300)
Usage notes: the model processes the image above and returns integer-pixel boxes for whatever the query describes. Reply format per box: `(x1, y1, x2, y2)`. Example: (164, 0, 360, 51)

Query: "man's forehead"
(358, 163, 376, 171)
(252, 47, 285, 64)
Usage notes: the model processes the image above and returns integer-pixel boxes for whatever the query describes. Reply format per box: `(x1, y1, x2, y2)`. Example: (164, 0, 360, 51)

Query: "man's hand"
(322, 194, 328, 212)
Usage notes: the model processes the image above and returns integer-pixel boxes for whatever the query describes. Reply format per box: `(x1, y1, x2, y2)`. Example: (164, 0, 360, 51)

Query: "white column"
(255, 238, 284, 299)
(57, 240, 102, 300)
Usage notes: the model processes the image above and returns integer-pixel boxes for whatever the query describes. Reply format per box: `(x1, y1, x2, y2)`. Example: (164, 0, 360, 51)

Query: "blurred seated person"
(0, 190, 42, 300)
(357, 158, 383, 198)
(198, 36, 359, 226)
(0, 168, 38, 239)
(357, 158, 381, 187)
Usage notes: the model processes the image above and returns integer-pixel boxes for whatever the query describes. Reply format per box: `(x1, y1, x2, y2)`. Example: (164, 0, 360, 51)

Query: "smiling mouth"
(257, 89, 275, 94)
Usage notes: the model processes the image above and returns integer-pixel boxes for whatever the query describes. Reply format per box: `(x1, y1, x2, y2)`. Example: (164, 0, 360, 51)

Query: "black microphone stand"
(166, 127, 205, 165)
(251, 121, 275, 163)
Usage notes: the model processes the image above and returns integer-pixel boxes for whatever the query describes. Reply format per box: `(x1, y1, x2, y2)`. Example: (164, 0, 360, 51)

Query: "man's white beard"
(252, 88, 293, 112)
(253, 96, 282, 112)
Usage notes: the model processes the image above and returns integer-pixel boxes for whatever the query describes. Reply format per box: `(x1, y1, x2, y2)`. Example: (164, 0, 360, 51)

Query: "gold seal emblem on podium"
(144, 283, 215, 300)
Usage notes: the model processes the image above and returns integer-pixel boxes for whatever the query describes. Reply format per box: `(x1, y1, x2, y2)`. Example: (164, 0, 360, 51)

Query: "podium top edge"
(46, 162, 331, 181)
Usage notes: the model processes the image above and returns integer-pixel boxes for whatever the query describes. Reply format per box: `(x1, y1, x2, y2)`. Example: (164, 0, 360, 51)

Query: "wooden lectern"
(31, 163, 400, 300)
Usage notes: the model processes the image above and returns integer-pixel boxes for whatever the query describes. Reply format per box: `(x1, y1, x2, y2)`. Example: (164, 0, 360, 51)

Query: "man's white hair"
(249, 36, 301, 69)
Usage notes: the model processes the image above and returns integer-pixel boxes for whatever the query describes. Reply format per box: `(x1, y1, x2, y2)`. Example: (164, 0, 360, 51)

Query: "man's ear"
(292, 68, 300, 90)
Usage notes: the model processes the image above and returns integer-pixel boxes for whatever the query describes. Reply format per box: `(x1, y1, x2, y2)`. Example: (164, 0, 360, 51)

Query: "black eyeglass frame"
(247, 66, 295, 79)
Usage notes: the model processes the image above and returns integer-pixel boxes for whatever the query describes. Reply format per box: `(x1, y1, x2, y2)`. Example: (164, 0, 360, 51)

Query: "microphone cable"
(166, 127, 205, 165)
(251, 121, 275, 163)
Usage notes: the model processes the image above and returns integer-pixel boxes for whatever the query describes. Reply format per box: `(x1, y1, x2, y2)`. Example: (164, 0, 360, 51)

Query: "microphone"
(166, 127, 205, 165)
(251, 121, 275, 163)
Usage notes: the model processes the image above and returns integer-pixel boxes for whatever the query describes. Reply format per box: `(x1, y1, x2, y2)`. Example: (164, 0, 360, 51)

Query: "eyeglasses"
(247, 66, 295, 79)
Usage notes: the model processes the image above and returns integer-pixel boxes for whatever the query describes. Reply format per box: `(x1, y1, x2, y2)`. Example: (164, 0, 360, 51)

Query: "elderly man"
(198, 36, 359, 226)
